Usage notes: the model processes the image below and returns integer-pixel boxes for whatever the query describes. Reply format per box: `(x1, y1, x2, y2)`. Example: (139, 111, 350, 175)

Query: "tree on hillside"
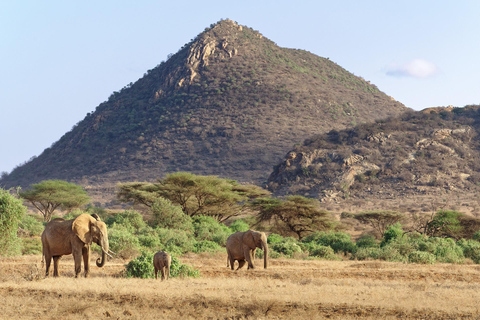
(255, 195, 336, 240)
(0, 188, 27, 256)
(354, 210, 405, 238)
(20, 180, 90, 222)
(117, 172, 270, 222)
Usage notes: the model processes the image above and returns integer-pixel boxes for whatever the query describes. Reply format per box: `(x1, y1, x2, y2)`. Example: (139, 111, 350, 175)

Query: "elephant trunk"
(96, 237, 109, 268)
(262, 241, 268, 269)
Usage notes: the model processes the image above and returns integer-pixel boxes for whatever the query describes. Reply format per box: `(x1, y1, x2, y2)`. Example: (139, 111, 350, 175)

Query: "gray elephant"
(41, 213, 110, 278)
(153, 251, 171, 280)
(226, 230, 268, 270)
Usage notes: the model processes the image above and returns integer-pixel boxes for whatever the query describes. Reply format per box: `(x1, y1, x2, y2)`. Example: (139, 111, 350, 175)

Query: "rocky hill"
(1, 19, 406, 197)
(267, 105, 480, 214)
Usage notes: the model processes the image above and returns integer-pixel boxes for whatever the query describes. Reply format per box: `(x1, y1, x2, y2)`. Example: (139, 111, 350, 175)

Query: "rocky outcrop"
(267, 107, 480, 205)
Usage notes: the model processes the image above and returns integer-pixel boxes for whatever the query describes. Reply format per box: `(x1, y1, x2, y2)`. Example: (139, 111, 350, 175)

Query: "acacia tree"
(117, 172, 270, 222)
(354, 210, 405, 237)
(0, 188, 26, 256)
(20, 180, 90, 222)
(255, 195, 336, 240)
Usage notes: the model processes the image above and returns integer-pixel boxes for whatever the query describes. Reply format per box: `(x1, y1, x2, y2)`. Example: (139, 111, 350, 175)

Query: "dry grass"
(1, 254, 480, 319)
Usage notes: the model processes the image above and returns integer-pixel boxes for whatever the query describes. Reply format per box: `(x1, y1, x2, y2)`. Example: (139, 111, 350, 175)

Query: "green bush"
(309, 245, 340, 260)
(430, 238, 464, 263)
(151, 198, 193, 232)
(21, 237, 42, 255)
(229, 219, 250, 232)
(267, 233, 283, 244)
(105, 210, 146, 233)
(377, 246, 407, 262)
(108, 224, 142, 259)
(271, 237, 303, 257)
(458, 239, 480, 263)
(408, 251, 436, 264)
(352, 247, 383, 260)
(473, 231, 480, 241)
(356, 235, 378, 248)
(193, 240, 222, 253)
(0, 188, 26, 256)
(125, 251, 154, 278)
(381, 222, 403, 246)
(18, 214, 44, 237)
(156, 228, 196, 255)
(192, 215, 231, 246)
(125, 252, 200, 278)
(170, 255, 200, 278)
(137, 227, 162, 250)
(302, 231, 356, 254)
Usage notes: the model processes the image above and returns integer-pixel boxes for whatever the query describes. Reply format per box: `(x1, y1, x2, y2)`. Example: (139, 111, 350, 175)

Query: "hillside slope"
(267, 106, 480, 213)
(1, 19, 406, 193)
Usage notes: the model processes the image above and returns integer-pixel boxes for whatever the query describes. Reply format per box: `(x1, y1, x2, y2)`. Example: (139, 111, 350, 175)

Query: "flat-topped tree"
(20, 180, 90, 222)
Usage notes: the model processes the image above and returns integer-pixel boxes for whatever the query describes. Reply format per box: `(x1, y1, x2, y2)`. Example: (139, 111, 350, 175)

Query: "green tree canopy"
(255, 195, 336, 240)
(0, 188, 27, 256)
(20, 180, 90, 222)
(354, 210, 405, 238)
(117, 172, 270, 222)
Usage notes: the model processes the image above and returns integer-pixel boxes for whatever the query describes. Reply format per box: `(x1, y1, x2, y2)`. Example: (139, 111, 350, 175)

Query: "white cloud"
(386, 59, 438, 78)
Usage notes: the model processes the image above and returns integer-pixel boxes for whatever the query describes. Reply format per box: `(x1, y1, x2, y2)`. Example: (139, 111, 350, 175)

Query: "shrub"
(108, 224, 141, 259)
(356, 235, 378, 248)
(408, 251, 436, 264)
(381, 223, 403, 246)
(458, 239, 480, 263)
(125, 251, 154, 278)
(229, 219, 250, 232)
(431, 238, 464, 263)
(271, 237, 303, 257)
(151, 198, 193, 232)
(192, 215, 231, 246)
(170, 255, 200, 278)
(352, 247, 383, 260)
(377, 246, 407, 262)
(18, 214, 44, 237)
(105, 210, 146, 233)
(267, 233, 283, 244)
(156, 228, 196, 255)
(193, 240, 222, 253)
(0, 188, 26, 256)
(309, 245, 340, 260)
(302, 231, 356, 255)
(125, 252, 200, 278)
(21, 237, 42, 255)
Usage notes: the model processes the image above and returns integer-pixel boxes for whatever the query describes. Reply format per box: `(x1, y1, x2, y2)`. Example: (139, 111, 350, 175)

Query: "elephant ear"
(243, 230, 256, 248)
(72, 214, 94, 244)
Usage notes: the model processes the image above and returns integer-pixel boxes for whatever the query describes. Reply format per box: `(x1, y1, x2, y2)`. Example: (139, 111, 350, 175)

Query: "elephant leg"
(53, 256, 62, 277)
(166, 265, 170, 280)
(237, 260, 246, 270)
(154, 266, 159, 279)
(82, 246, 90, 278)
(245, 248, 255, 269)
(161, 266, 165, 280)
(45, 255, 52, 277)
(73, 250, 83, 278)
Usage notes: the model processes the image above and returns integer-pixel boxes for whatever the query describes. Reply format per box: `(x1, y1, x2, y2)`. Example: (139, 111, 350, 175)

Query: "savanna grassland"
(2, 253, 480, 319)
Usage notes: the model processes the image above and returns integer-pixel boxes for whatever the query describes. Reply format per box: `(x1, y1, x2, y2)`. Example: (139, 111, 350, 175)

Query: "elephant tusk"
(104, 250, 114, 259)
(108, 249, 117, 255)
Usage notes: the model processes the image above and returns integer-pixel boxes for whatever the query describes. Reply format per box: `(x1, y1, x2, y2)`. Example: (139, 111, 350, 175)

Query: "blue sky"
(1, 1, 479, 175)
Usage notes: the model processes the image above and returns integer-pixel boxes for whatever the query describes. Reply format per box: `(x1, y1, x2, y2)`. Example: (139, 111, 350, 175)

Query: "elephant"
(41, 213, 110, 278)
(226, 230, 268, 270)
(153, 251, 171, 280)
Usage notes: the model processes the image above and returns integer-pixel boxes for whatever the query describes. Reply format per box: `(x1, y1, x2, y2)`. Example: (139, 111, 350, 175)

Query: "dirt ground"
(1, 253, 480, 319)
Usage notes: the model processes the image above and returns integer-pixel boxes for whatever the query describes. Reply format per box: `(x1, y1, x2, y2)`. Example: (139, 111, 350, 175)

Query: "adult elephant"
(226, 230, 268, 270)
(41, 213, 110, 278)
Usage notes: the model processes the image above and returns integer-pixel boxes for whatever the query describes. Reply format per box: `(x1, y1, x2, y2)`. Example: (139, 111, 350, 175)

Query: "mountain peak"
(1, 21, 407, 201)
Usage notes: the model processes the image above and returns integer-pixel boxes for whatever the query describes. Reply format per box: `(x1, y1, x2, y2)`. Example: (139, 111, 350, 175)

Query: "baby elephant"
(153, 251, 171, 280)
